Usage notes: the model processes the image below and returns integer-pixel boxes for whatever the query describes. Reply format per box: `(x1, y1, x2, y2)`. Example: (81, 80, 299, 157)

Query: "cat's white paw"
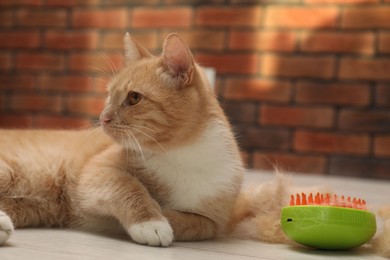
(0, 211, 14, 245)
(128, 219, 173, 247)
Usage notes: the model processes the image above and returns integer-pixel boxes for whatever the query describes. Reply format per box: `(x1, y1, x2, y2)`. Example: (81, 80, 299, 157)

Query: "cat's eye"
(125, 92, 143, 106)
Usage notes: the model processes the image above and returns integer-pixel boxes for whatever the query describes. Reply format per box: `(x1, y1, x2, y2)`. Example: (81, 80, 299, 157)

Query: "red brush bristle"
(289, 192, 367, 210)
(315, 193, 321, 204)
(302, 193, 307, 205)
(289, 194, 294, 206)
(296, 193, 301, 205)
(308, 193, 313, 204)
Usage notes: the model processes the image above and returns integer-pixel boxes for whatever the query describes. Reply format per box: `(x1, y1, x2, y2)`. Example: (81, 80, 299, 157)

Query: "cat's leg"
(163, 209, 217, 241)
(0, 161, 15, 245)
(77, 168, 173, 247)
(0, 161, 42, 228)
(0, 210, 13, 245)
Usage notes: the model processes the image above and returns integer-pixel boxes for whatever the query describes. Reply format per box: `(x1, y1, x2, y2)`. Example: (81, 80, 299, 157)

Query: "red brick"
(102, 32, 158, 50)
(108, 0, 159, 5)
(265, 7, 338, 29)
(338, 110, 390, 132)
(379, 33, 390, 54)
(10, 94, 62, 113)
(44, 31, 98, 50)
(195, 54, 259, 75)
(224, 79, 292, 102)
(229, 31, 296, 52)
(294, 130, 370, 155)
(296, 82, 370, 106)
(73, 9, 127, 29)
(0, 0, 41, 6)
(342, 7, 390, 29)
(374, 135, 390, 158)
(168, 30, 225, 51)
(16, 9, 66, 27)
(69, 53, 123, 73)
(40, 75, 92, 92)
(16, 53, 64, 71)
(260, 105, 334, 128)
(0, 31, 40, 49)
(46, 0, 99, 6)
(300, 32, 374, 55)
(66, 95, 105, 116)
(166, 0, 223, 3)
(0, 11, 14, 27)
(305, 0, 378, 3)
(0, 115, 33, 128)
(339, 58, 390, 80)
(253, 152, 326, 174)
(330, 157, 390, 179)
(132, 7, 192, 28)
(0, 75, 36, 90)
(0, 53, 12, 70)
(260, 55, 334, 79)
(35, 115, 91, 129)
(376, 85, 390, 107)
(231, 0, 299, 2)
(238, 126, 290, 150)
(196, 7, 262, 27)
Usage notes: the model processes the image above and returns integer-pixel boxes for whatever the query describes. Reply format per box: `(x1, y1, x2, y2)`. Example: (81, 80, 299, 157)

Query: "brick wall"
(0, 0, 389, 179)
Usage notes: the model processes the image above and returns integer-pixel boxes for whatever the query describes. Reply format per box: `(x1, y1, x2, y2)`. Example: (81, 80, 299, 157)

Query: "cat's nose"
(100, 114, 112, 124)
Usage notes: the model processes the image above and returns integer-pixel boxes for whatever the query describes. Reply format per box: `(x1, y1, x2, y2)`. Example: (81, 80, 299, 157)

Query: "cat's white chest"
(145, 121, 240, 211)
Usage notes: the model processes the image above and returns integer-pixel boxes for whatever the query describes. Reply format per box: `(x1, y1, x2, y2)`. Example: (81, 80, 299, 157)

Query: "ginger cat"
(0, 33, 243, 247)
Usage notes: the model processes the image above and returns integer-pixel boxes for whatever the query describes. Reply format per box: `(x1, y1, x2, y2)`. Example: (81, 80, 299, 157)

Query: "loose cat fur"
(0, 33, 243, 247)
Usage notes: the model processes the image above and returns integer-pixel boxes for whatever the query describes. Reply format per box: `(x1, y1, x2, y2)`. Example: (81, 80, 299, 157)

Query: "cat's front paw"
(128, 219, 174, 247)
(0, 211, 14, 245)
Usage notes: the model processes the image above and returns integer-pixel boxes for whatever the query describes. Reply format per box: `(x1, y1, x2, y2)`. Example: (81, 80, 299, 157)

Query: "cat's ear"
(124, 32, 152, 63)
(161, 33, 194, 86)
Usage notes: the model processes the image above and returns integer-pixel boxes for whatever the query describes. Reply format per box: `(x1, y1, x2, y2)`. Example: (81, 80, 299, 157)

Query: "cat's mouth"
(100, 120, 146, 149)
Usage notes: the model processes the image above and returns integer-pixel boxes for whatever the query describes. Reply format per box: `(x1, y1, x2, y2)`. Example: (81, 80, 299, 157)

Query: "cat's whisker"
(112, 123, 139, 152)
(121, 135, 133, 171)
(98, 52, 118, 79)
(67, 121, 104, 150)
(91, 65, 114, 81)
(92, 75, 111, 86)
(125, 130, 139, 173)
(76, 121, 101, 131)
(131, 124, 158, 134)
(108, 122, 166, 155)
(87, 126, 104, 140)
(127, 131, 145, 161)
(125, 131, 152, 175)
(103, 52, 118, 78)
(130, 127, 167, 155)
(89, 73, 112, 93)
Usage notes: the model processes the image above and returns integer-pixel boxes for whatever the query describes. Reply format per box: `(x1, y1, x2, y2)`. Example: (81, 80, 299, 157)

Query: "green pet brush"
(281, 193, 377, 250)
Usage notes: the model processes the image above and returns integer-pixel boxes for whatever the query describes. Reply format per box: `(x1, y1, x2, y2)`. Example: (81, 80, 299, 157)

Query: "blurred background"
(0, 0, 389, 179)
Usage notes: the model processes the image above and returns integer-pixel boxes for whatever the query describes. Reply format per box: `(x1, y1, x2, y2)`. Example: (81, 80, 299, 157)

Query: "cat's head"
(100, 33, 219, 152)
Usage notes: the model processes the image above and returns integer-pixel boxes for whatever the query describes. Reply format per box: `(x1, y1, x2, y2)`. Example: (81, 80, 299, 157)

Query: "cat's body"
(0, 34, 243, 246)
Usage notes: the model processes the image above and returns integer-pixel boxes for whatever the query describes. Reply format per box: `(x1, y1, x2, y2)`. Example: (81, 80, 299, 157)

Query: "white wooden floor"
(0, 171, 389, 260)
